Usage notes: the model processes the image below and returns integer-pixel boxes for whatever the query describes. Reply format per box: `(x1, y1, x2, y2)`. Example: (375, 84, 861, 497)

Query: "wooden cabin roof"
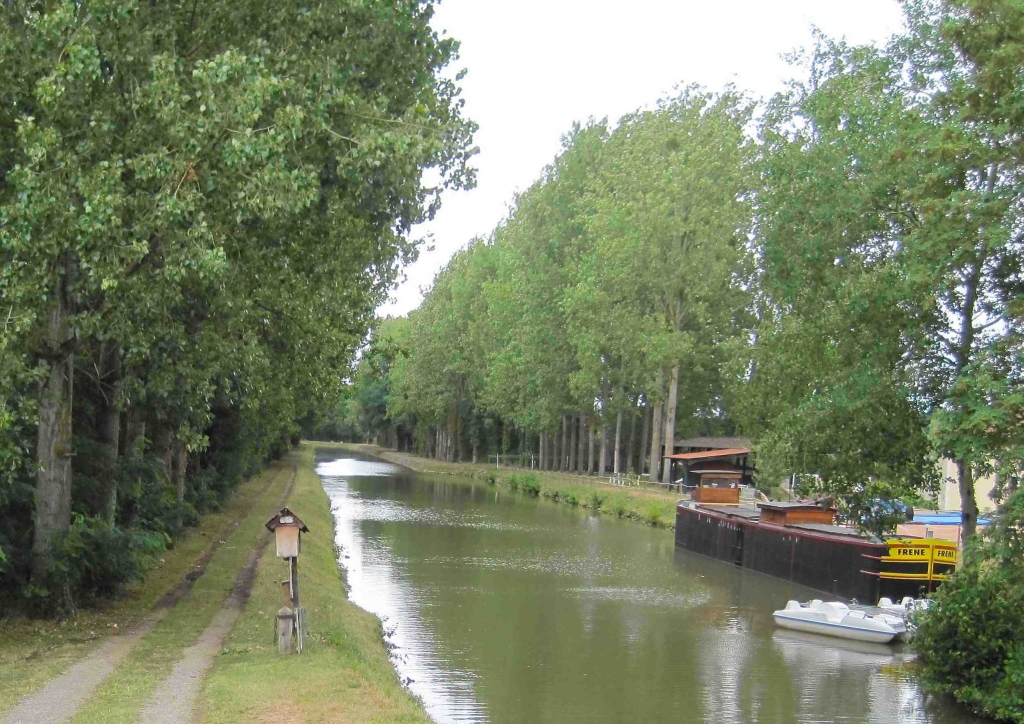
(665, 448, 751, 461)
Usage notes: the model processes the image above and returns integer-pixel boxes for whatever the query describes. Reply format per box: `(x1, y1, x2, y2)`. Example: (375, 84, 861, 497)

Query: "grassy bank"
(0, 465, 280, 715)
(195, 443, 431, 723)
(350, 444, 678, 530)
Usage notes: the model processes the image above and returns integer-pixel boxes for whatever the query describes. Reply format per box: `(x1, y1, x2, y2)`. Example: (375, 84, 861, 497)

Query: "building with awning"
(664, 439, 755, 503)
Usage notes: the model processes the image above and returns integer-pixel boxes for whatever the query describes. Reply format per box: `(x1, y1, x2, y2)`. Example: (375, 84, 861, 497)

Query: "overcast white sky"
(378, 0, 907, 317)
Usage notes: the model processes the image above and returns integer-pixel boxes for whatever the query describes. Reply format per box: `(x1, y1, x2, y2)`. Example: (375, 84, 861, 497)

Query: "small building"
(664, 443, 755, 503)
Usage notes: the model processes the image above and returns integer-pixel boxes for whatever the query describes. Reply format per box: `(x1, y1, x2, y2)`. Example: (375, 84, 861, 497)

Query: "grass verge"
(196, 443, 431, 723)
(342, 443, 678, 530)
(68, 458, 294, 723)
(0, 465, 281, 715)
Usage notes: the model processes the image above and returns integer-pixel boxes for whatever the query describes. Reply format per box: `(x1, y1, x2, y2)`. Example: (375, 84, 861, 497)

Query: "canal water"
(316, 448, 978, 724)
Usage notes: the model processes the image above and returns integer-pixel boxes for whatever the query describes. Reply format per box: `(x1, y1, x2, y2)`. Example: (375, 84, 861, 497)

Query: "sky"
(378, 0, 907, 318)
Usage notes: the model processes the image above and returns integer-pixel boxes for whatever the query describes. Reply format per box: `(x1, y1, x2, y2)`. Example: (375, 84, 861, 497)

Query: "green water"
(316, 449, 978, 724)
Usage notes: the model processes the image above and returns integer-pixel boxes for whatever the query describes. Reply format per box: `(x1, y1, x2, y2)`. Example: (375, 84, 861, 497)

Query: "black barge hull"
(675, 503, 949, 602)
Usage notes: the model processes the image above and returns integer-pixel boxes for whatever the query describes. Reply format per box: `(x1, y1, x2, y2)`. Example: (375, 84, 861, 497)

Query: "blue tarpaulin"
(912, 511, 990, 526)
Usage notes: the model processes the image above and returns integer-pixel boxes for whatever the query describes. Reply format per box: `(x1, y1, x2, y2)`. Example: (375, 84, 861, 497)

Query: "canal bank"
(346, 443, 678, 530)
(313, 445, 980, 724)
(194, 444, 432, 722)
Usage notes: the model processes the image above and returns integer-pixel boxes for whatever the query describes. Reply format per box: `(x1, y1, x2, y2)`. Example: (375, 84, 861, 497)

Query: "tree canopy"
(0, 0, 475, 612)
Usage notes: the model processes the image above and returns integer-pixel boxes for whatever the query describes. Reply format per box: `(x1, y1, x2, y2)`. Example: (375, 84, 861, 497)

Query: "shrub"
(519, 475, 541, 496)
(563, 491, 579, 506)
(914, 490, 1024, 723)
(589, 491, 606, 510)
(486, 471, 497, 485)
(39, 515, 152, 615)
(644, 502, 663, 526)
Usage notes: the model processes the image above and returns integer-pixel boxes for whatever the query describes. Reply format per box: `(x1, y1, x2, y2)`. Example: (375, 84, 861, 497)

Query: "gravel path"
(1, 613, 165, 724)
(140, 465, 296, 724)
(1, 467, 285, 724)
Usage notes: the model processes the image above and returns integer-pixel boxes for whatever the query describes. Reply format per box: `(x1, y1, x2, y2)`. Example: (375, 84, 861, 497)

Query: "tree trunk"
(553, 423, 561, 472)
(613, 410, 623, 475)
(97, 343, 121, 526)
(171, 437, 187, 508)
(152, 424, 173, 482)
(569, 415, 578, 472)
(31, 287, 75, 582)
(577, 411, 587, 473)
(649, 371, 665, 483)
(661, 362, 680, 486)
(638, 397, 651, 476)
(626, 401, 638, 473)
(957, 459, 978, 540)
(560, 414, 569, 471)
(125, 407, 146, 459)
(598, 423, 608, 476)
(587, 416, 596, 475)
(538, 431, 545, 471)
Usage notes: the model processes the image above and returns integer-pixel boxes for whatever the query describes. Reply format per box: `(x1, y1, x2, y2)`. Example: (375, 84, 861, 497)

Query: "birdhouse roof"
(265, 507, 309, 533)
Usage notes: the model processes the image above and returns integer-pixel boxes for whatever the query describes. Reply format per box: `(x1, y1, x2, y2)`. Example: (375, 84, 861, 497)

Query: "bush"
(644, 502, 663, 526)
(486, 471, 497, 485)
(589, 491, 606, 510)
(913, 490, 1024, 723)
(38, 515, 166, 615)
(506, 473, 540, 495)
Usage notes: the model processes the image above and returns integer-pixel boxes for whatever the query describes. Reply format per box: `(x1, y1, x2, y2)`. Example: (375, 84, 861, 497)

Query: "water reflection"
(316, 449, 977, 724)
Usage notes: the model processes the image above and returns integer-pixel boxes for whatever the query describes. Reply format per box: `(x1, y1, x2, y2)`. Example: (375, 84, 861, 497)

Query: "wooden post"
(289, 557, 299, 609)
(278, 607, 295, 654)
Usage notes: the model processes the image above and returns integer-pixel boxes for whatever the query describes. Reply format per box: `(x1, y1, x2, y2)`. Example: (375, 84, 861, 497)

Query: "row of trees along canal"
(0, 0, 476, 615)
(330, 0, 1024, 546)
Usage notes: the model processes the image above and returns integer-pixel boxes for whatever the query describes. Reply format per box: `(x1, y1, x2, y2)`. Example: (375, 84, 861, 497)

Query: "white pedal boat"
(877, 596, 930, 615)
(773, 599, 907, 644)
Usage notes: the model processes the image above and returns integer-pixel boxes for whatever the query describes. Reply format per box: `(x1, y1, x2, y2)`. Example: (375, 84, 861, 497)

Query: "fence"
(488, 454, 686, 494)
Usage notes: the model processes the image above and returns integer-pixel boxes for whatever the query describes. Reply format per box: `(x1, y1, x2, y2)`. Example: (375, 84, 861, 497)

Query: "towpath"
(1, 462, 291, 724)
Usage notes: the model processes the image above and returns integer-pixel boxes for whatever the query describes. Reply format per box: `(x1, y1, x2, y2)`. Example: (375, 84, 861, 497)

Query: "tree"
(0, 0, 475, 606)
(914, 489, 1024, 722)
(575, 88, 754, 485)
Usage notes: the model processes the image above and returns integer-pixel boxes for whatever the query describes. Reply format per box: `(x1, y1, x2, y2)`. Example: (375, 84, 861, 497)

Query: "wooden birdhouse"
(265, 508, 309, 559)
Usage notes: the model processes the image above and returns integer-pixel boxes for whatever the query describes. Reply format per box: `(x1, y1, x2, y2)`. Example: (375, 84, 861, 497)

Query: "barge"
(674, 500, 957, 602)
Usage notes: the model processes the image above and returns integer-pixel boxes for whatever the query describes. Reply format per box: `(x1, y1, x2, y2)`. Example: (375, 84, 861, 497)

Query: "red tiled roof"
(664, 448, 751, 461)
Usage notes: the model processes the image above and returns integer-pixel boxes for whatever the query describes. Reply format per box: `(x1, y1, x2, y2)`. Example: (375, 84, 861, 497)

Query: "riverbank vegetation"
(367, 445, 678, 529)
(322, 0, 1024, 545)
(915, 489, 1024, 723)
(0, 0, 475, 615)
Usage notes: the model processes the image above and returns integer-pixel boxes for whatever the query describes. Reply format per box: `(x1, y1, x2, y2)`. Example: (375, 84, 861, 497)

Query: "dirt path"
(1, 467, 285, 724)
(139, 465, 297, 724)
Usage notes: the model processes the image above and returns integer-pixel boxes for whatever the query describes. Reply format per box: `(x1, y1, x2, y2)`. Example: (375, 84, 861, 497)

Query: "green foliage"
(914, 490, 1024, 722)
(36, 515, 166, 616)
(506, 473, 540, 496)
(0, 0, 475, 612)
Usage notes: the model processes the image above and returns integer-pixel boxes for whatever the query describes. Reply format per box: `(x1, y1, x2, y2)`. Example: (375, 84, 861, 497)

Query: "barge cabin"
(675, 500, 957, 602)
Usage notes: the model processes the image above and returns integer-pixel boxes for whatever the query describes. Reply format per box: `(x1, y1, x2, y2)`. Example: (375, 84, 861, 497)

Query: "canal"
(316, 448, 978, 724)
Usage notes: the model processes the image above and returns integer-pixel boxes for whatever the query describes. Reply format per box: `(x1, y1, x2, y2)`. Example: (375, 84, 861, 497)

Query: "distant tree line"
(0, 0, 475, 614)
(335, 0, 1024, 544)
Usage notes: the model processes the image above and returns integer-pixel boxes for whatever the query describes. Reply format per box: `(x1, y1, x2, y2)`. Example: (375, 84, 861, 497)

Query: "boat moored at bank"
(773, 600, 907, 644)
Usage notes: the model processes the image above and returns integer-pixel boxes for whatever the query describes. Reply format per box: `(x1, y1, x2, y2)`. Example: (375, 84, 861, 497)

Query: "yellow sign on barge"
(863, 538, 959, 592)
